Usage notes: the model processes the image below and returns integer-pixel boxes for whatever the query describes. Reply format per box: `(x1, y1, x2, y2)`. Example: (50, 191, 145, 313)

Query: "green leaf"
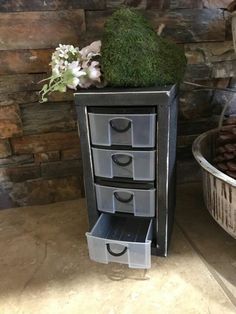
(56, 84, 67, 93)
(42, 84, 48, 92)
(63, 69, 74, 85)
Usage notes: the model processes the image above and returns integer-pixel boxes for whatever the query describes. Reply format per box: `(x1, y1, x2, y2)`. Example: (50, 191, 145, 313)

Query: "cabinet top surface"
(74, 85, 177, 107)
(74, 84, 176, 96)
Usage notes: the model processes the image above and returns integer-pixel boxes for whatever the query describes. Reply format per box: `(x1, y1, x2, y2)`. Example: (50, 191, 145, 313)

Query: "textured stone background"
(0, 0, 235, 207)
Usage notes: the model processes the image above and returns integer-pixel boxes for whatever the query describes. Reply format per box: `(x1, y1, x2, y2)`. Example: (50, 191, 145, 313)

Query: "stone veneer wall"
(0, 0, 235, 207)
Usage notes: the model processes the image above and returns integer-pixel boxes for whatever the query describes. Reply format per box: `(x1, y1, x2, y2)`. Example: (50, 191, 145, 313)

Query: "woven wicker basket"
(193, 129, 236, 239)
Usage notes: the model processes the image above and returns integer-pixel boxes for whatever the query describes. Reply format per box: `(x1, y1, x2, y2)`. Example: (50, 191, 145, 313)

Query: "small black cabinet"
(75, 85, 178, 268)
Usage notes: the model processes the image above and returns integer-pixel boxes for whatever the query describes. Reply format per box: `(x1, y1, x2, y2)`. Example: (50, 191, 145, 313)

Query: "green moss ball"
(101, 8, 186, 87)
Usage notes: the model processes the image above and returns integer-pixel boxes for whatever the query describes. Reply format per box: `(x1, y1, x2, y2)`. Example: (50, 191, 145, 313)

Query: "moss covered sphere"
(101, 8, 186, 87)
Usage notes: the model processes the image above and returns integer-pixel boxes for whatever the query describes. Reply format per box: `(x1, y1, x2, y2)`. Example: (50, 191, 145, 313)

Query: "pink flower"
(80, 40, 101, 59)
(87, 61, 101, 81)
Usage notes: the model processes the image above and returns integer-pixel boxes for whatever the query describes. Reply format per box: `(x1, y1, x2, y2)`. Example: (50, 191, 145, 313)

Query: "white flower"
(54, 44, 80, 60)
(39, 41, 103, 102)
(78, 76, 93, 89)
(87, 61, 101, 81)
(52, 65, 60, 76)
(67, 61, 86, 77)
(90, 61, 99, 67)
(56, 44, 69, 59)
(67, 77, 80, 90)
(68, 45, 80, 55)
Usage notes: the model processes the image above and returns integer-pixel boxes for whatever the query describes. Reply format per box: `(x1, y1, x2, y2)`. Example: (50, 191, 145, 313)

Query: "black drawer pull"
(109, 119, 131, 133)
(106, 243, 128, 257)
(112, 154, 132, 167)
(114, 191, 133, 203)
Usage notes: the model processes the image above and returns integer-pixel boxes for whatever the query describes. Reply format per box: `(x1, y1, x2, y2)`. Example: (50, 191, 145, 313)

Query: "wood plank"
(0, 139, 11, 158)
(185, 41, 235, 65)
(185, 59, 236, 81)
(86, 9, 226, 43)
(0, 164, 41, 183)
(0, 10, 85, 50)
(179, 89, 213, 119)
(47, 91, 74, 102)
(10, 176, 82, 206)
(184, 60, 236, 81)
(202, 0, 232, 8)
(0, 91, 39, 105)
(21, 102, 76, 135)
(41, 160, 82, 178)
(61, 148, 81, 160)
(185, 64, 212, 81)
(169, 0, 203, 8)
(145, 9, 226, 43)
(0, 154, 34, 166)
(0, 49, 52, 75)
(0, 74, 45, 93)
(0, 103, 22, 139)
(85, 10, 112, 35)
(148, 0, 229, 9)
(0, 90, 74, 105)
(34, 151, 60, 163)
(11, 131, 80, 154)
(110, 0, 203, 9)
(0, 0, 105, 11)
(180, 78, 231, 93)
(107, 0, 171, 9)
(212, 60, 236, 78)
(147, 0, 171, 9)
(107, 0, 148, 9)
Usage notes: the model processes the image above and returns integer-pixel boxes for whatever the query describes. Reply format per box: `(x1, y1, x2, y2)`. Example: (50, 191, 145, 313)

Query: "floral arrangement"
(39, 8, 187, 102)
(39, 40, 102, 102)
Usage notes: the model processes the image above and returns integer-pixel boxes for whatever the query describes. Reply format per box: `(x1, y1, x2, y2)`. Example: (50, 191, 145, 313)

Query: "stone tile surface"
(176, 183, 236, 306)
(0, 185, 235, 314)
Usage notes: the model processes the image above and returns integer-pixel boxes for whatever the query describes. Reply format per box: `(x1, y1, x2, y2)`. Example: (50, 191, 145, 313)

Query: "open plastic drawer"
(95, 184, 156, 217)
(92, 148, 156, 181)
(88, 113, 156, 148)
(86, 214, 152, 269)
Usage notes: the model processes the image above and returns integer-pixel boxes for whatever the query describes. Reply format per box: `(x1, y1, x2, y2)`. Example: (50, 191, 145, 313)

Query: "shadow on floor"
(176, 182, 236, 303)
(0, 188, 17, 210)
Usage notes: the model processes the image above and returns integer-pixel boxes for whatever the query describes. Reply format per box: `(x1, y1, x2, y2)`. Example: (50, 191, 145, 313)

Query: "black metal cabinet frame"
(75, 85, 178, 257)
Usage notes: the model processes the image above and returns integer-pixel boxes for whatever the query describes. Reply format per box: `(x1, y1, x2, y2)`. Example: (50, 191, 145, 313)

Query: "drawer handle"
(109, 119, 131, 133)
(106, 243, 128, 257)
(114, 192, 133, 203)
(112, 154, 132, 167)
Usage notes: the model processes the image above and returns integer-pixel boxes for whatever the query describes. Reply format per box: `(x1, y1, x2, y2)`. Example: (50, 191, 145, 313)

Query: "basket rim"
(192, 128, 236, 187)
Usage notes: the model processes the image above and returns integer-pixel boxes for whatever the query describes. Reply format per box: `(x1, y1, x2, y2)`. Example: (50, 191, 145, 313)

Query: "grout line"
(175, 219, 236, 308)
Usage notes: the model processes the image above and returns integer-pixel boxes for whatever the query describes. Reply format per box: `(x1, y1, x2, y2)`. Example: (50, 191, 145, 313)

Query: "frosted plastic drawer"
(88, 113, 156, 147)
(95, 184, 156, 217)
(86, 214, 152, 269)
(92, 148, 155, 181)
